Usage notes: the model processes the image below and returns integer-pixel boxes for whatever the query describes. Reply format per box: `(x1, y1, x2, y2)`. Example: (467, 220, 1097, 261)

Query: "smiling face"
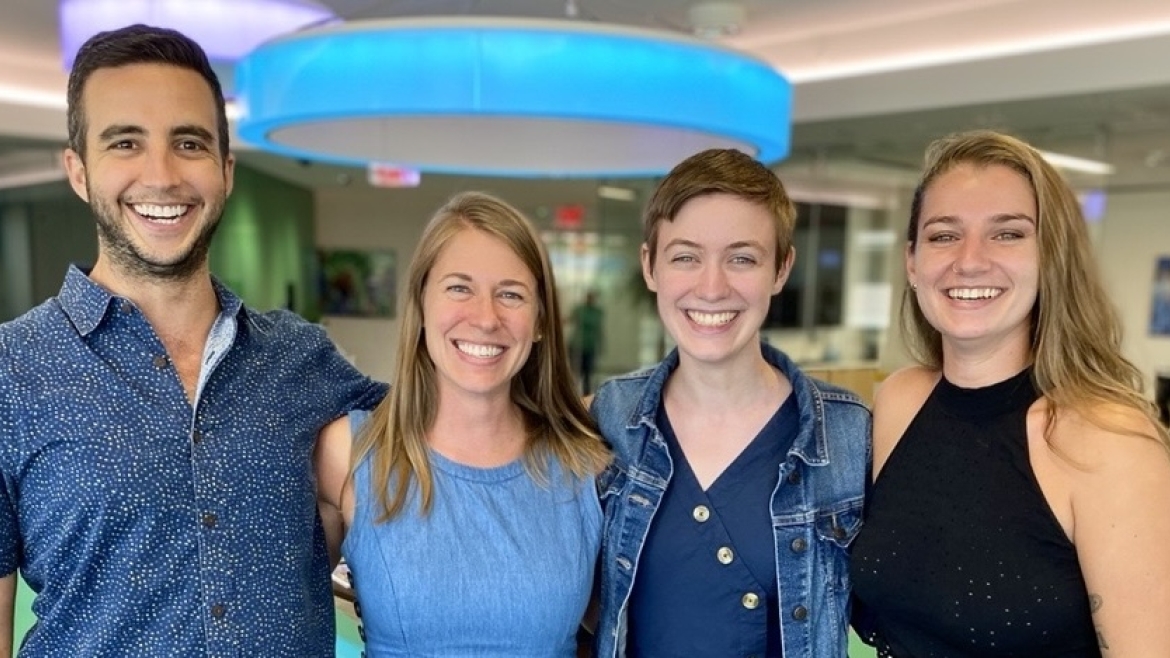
(423, 228, 540, 404)
(63, 63, 234, 283)
(907, 162, 1039, 358)
(643, 193, 792, 369)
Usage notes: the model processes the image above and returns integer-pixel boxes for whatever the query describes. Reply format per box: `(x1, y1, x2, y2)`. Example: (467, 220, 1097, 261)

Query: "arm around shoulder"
(1066, 407, 1170, 656)
(315, 416, 354, 567)
(0, 573, 13, 658)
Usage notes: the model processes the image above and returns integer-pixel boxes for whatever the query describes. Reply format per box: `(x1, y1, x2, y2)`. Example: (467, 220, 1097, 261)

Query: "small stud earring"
(910, 282, 918, 291)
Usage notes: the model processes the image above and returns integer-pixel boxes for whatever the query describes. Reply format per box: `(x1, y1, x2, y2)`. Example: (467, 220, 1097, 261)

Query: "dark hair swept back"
(66, 23, 229, 161)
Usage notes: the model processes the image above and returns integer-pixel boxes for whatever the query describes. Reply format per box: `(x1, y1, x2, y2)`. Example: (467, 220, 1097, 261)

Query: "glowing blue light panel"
(236, 18, 792, 177)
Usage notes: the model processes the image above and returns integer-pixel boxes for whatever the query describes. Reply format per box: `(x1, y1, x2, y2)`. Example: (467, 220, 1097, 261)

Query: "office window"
(764, 202, 848, 329)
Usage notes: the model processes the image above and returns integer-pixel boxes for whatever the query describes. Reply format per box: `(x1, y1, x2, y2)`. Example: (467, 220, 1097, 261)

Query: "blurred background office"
(5, 1, 1170, 407)
(6, 2, 1170, 656)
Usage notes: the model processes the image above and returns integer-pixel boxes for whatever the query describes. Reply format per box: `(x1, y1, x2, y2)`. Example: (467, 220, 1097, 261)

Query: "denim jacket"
(591, 343, 872, 658)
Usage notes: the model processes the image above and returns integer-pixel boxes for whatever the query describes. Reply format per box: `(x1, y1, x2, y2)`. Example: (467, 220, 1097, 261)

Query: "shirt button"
(202, 513, 217, 528)
(741, 593, 760, 609)
(692, 505, 710, 522)
(792, 605, 809, 620)
(791, 537, 807, 552)
(716, 546, 734, 565)
(786, 470, 801, 485)
(210, 604, 225, 618)
(119, 300, 133, 314)
(192, 430, 203, 444)
(152, 354, 169, 369)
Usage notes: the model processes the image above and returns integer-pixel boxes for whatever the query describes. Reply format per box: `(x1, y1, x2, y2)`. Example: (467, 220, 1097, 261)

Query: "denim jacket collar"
(625, 344, 831, 467)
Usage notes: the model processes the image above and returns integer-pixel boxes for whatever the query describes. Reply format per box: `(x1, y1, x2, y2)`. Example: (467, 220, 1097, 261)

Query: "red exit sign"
(554, 204, 585, 229)
(367, 163, 421, 188)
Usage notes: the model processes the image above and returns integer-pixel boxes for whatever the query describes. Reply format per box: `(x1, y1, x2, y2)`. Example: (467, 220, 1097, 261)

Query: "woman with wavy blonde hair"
(316, 191, 609, 657)
(852, 130, 1170, 657)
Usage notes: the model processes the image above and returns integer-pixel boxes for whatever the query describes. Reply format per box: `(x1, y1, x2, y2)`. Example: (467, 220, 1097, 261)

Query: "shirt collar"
(630, 341, 831, 466)
(58, 264, 247, 337)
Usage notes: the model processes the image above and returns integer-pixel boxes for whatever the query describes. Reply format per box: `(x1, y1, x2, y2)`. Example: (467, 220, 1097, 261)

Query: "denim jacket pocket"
(814, 502, 864, 595)
(814, 502, 863, 549)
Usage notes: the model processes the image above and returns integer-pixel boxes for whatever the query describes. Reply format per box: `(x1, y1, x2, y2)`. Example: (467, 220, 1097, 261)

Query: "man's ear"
(62, 149, 89, 202)
(223, 152, 236, 197)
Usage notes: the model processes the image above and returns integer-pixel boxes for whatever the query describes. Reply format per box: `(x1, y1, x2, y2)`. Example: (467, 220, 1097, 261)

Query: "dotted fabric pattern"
(0, 266, 387, 657)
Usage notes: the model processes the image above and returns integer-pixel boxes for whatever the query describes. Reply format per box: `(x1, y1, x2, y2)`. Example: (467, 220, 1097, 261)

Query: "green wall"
(0, 163, 317, 320)
(210, 163, 319, 318)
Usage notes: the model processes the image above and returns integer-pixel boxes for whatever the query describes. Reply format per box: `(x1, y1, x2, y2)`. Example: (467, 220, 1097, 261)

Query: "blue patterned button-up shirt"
(0, 266, 388, 657)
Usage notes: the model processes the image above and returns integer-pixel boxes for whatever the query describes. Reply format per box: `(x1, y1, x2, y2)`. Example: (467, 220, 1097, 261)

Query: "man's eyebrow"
(173, 125, 215, 143)
(97, 125, 145, 142)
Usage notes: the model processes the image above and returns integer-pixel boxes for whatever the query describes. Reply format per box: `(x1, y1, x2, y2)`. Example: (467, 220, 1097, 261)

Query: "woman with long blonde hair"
(852, 130, 1170, 657)
(316, 191, 610, 657)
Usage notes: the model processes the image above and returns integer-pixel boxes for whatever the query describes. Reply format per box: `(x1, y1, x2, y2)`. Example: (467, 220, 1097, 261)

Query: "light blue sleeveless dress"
(342, 411, 602, 657)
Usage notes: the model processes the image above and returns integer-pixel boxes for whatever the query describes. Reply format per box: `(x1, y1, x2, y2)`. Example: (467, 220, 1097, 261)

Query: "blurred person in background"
(569, 289, 605, 394)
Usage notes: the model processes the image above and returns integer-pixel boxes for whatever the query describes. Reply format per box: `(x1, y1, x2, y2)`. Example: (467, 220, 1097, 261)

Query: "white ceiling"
(4, 0, 1170, 201)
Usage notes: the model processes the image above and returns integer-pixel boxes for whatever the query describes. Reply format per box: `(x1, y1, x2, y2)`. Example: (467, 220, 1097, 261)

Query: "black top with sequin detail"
(850, 368, 1101, 658)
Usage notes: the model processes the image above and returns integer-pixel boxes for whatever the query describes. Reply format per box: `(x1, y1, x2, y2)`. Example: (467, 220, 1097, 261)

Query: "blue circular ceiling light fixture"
(236, 17, 792, 177)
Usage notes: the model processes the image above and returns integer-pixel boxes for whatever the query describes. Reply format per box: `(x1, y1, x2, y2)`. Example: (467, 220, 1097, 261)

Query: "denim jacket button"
(741, 593, 760, 609)
(692, 505, 710, 522)
(786, 470, 801, 485)
(716, 546, 734, 564)
(790, 537, 807, 553)
(792, 605, 809, 621)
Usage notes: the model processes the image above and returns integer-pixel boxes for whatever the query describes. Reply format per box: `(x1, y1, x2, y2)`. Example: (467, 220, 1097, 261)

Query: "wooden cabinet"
(802, 365, 883, 408)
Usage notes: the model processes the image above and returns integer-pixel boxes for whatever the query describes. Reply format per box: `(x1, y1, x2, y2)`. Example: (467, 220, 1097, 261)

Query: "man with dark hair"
(0, 24, 386, 656)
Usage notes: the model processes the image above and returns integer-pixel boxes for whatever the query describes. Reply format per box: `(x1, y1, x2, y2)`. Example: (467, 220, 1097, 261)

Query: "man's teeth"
(688, 311, 736, 327)
(948, 288, 1001, 300)
(456, 341, 503, 358)
(133, 204, 186, 223)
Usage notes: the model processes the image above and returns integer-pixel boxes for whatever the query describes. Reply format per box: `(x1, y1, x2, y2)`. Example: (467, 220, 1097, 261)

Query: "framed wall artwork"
(318, 249, 397, 318)
(1151, 256, 1170, 336)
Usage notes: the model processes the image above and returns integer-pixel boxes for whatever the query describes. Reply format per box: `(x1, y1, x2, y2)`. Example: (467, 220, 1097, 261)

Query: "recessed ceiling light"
(1037, 150, 1115, 175)
(597, 185, 637, 201)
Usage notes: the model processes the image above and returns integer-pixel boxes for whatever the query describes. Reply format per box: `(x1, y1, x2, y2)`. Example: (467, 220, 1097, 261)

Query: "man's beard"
(90, 190, 224, 281)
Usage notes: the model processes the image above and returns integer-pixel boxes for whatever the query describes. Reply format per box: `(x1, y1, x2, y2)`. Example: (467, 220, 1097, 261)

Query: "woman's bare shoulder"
(871, 365, 940, 478)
